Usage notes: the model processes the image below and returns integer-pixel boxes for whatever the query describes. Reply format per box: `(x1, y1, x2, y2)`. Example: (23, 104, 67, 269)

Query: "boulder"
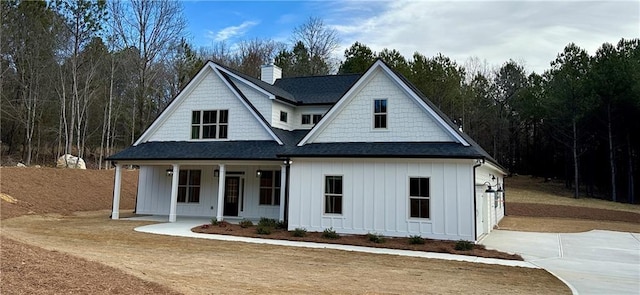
(56, 154, 86, 169)
(16, 163, 26, 167)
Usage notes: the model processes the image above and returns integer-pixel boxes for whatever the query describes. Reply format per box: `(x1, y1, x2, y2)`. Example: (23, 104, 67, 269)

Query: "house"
(108, 59, 507, 242)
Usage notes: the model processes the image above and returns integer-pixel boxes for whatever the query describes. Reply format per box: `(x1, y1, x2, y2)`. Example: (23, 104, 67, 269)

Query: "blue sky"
(182, 1, 639, 74)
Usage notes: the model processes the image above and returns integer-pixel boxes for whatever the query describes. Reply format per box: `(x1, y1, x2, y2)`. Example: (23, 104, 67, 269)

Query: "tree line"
(1, 0, 638, 202)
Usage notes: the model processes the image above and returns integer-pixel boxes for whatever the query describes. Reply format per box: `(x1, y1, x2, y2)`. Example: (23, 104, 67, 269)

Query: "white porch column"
(216, 164, 226, 221)
(279, 164, 287, 221)
(169, 164, 180, 222)
(111, 164, 122, 220)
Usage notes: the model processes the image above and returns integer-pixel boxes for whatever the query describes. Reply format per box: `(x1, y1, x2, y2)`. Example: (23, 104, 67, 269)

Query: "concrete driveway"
(482, 230, 640, 295)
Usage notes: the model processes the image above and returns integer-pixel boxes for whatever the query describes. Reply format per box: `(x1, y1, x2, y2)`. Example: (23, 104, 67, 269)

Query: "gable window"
(178, 170, 201, 203)
(191, 110, 228, 139)
(280, 111, 288, 123)
(259, 170, 281, 205)
(374, 99, 387, 129)
(324, 176, 343, 214)
(409, 177, 430, 218)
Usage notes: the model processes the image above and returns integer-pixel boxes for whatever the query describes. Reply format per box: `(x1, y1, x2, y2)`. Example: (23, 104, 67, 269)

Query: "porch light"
(214, 169, 219, 177)
(166, 169, 173, 177)
(256, 170, 262, 177)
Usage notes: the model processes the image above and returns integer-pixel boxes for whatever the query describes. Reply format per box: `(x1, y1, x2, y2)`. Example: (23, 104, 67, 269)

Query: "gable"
(304, 66, 458, 144)
(230, 76, 272, 122)
(141, 66, 275, 143)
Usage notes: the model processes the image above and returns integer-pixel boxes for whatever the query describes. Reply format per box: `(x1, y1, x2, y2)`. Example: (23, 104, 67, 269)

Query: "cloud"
(328, 1, 639, 73)
(209, 20, 260, 42)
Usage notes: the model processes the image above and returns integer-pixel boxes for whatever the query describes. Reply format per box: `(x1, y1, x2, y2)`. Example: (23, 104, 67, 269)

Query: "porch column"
(111, 164, 122, 220)
(279, 164, 287, 221)
(169, 164, 180, 222)
(216, 164, 226, 221)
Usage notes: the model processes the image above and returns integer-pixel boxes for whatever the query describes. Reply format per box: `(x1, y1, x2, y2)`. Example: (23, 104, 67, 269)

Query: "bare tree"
(110, 0, 186, 143)
(291, 17, 339, 74)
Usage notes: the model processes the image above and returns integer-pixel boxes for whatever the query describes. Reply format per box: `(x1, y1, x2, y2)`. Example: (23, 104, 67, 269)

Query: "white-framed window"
(178, 170, 201, 203)
(280, 111, 288, 123)
(409, 177, 430, 218)
(301, 114, 323, 125)
(324, 175, 343, 214)
(373, 99, 387, 129)
(259, 170, 281, 205)
(191, 110, 228, 139)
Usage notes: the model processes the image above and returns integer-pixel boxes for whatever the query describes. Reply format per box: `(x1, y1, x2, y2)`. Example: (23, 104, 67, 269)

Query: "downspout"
(110, 161, 118, 219)
(472, 159, 484, 242)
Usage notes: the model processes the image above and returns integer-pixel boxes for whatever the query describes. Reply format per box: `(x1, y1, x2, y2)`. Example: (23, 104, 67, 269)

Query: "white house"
(109, 60, 507, 242)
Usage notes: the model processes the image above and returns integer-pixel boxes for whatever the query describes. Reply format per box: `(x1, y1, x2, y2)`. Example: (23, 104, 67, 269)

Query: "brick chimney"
(260, 62, 282, 84)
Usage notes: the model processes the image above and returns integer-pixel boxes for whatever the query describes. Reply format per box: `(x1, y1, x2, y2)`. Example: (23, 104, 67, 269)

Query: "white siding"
(308, 68, 455, 143)
(475, 164, 506, 237)
(288, 158, 476, 241)
(231, 77, 273, 122)
(136, 165, 280, 219)
(271, 101, 296, 130)
(292, 105, 331, 130)
(145, 68, 273, 142)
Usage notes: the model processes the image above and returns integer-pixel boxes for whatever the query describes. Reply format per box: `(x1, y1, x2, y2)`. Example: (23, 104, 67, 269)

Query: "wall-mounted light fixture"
(256, 169, 262, 177)
(166, 169, 173, 177)
(214, 169, 219, 177)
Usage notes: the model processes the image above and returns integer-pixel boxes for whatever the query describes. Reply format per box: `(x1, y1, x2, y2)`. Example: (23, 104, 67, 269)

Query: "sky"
(182, 0, 640, 74)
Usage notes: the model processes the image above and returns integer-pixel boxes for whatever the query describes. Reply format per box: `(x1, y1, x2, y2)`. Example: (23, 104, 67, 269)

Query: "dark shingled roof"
(108, 141, 287, 161)
(214, 62, 297, 104)
(278, 142, 486, 158)
(274, 74, 361, 105)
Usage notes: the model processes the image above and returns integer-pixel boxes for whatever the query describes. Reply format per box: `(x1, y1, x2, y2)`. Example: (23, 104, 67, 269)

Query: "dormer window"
(302, 114, 323, 125)
(191, 110, 228, 139)
(280, 111, 288, 123)
(374, 99, 387, 129)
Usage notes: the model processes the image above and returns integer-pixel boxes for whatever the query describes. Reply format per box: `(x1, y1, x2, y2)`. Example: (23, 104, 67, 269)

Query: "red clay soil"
(192, 221, 523, 261)
(0, 167, 175, 295)
(507, 203, 640, 223)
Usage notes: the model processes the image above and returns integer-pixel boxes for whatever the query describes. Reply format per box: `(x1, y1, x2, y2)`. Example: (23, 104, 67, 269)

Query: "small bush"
(366, 232, 385, 243)
(239, 219, 253, 228)
(258, 217, 277, 228)
(255, 226, 272, 235)
(408, 235, 425, 245)
(292, 227, 307, 237)
(455, 240, 474, 251)
(322, 228, 340, 239)
(275, 220, 288, 230)
(210, 218, 219, 226)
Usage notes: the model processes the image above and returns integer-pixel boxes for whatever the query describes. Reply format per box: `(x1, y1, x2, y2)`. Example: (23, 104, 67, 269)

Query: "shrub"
(322, 228, 340, 239)
(210, 218, 219, 226)
(239, 219, 253, 228)
(455, 240, 474, 251)
(408, 235, 425, 245)
(292, 227, 307, 237)
(255, 226, 272, 235)
(258, 217, 277, 228)
(275, 220, 288, 230)
(366, 232, 385, 243)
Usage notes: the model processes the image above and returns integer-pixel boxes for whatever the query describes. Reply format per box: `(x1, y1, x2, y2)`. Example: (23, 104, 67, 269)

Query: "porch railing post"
(169, 164, 180, 222)
(216, 164, 226, 221)
(111, 163, 122, 219)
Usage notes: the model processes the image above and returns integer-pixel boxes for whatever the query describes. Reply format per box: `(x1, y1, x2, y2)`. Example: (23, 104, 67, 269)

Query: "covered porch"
(111, 160, 290, 223)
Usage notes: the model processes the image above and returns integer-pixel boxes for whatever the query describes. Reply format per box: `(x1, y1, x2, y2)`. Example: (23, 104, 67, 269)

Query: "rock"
(16, 163, 26, 167)
(56, 154, 86, 169)
(34, 165, 41, 168)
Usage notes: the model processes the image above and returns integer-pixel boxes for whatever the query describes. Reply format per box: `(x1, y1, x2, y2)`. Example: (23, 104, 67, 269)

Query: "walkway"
(126, 216, 535, 269)
(482, 230, 640, 295)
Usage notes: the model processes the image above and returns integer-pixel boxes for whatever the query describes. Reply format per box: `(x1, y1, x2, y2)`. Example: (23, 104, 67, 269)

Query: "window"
(191, 110, 228, 139)
(178, 170, 201, 203)
(280, 111, 288, 123)
(259, 170, 281, 205)
(302, 114, 323, 125)
(374, 99, 387, 129)
(409, 177, 430, 218)
(324, 176, 343, 214)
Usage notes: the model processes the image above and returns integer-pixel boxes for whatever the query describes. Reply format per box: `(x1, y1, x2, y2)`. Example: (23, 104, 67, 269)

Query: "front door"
(223, 177, 240, 216)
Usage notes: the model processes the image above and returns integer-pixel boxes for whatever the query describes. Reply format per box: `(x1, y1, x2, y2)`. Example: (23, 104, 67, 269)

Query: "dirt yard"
(1, 168, 637, 294)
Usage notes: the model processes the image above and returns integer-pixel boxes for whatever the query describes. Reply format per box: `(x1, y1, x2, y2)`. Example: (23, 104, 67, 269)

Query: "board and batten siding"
(144, 68, 273, 142)
(136, 165, 281, 219)
(288, 158, 476, 241)
(475, 164, 506, 237)
(309, 68, 455, 143)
